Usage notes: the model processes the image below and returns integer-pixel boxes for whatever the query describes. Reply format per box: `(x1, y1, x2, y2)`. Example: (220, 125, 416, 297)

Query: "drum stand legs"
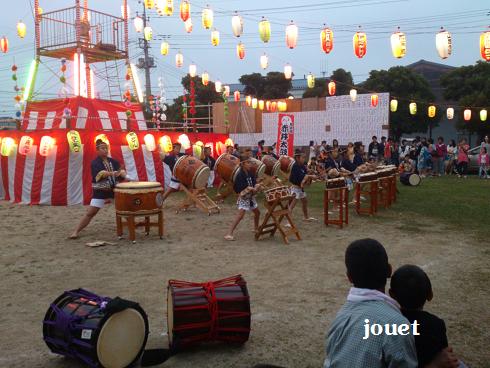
(116, 211, 164, 242)
(378, 177, 392, 209)
(324, 187, 349, 228)
(355, 181, 378, 216)
(214, 181, 234, 202)
(178, 186, 220, 216)
(255, 196, 301, 245)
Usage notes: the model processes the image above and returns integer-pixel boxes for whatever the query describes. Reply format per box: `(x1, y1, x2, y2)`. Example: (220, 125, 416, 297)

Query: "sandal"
(224, 235, 235, 241)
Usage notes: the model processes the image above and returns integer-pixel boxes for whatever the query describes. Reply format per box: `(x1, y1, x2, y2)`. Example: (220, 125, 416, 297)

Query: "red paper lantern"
(180, 0, 190, 22)
(480, 30, 490, 62)
(320, 27, 334, 54)
(328, 81, 336, 96)
(236, 42, 245, 60)
(245, 95, 252, 107)
(0, 36, 9, 53)
(271, 101, 277, 112)
(353, 31, 367, 58)
(371, 94, 378, 107)
(464, 109, 471, 121)
(234, 91, 240, 102)
(266, 101, 271, 111)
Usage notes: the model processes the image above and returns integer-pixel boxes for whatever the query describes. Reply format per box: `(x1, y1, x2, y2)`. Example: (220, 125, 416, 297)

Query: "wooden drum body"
(264, 186, 291, 203)
(248, 158, 266, 179)
(43, 289, 149, 368)
(326, 177, 347, 189)
(274, 155, 295, 175)
(215, 153, 240, 184)
(167, 275, 251, 352)
(261, 155, 280, 177)
(358, 172, 378, 182)
(173, 155, 210, 189)
(114, 182, 163, 215)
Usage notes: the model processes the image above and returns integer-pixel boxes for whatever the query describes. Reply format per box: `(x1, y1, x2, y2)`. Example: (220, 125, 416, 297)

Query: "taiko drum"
(261, 155, 280, 176)
(173, 155, 210, 189)
(114, 181, 164, 215)
(248, 158, 266, 179)
(215, 153, 240, 183)
(274, 155, 295, 175)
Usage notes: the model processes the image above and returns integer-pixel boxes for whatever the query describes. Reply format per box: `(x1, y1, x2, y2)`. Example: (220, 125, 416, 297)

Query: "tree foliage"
(302, 68, 353, 98)
(440, 61, 490, 137)
(239, 72, 292, 99)
(361, 66, 440, 139)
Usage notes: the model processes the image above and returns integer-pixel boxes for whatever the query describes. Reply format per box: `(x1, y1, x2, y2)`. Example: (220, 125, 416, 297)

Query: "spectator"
(481, 135, 490, 154)
(368, 136, 382, 161)
(435, 137, 447, 177)
(427, 138, 436, 176)
(308, 140, 317, 163)
(390, 265, 462, 368)
(202, 146, 216, 188)
(324, 239, 417, 368)
(380, 136, 387, 161)
(418, 141, 431, 178)
(399, 139, 411, 161)
(252, 140, 265, 159)
(319, 140, 328, 155)
(331, 139, 339, 150)
(446, 140, 457, 175)
(456, 139, 469, 179)
(478, 147, 489, 179)
(384, 137, 394, 165)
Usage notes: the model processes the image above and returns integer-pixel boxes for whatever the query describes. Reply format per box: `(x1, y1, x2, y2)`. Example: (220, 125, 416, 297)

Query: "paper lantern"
(409, 102, 417, 115)
(164, 0, 174, 16)
(446, 107, 454, 120)
(307, 73, 315, 88)
(223, 85, 230, 97)
(428, 105, 436, 118)
(278, 101, 287, 112)
(184, 18, 193, 33)
(144, 0, 155, 9)
(260, 53, 269, 69)
(0, 137, 15, 157)
(175, 51, 184, 68)
(202, 6, 213, 29)
(391, 29, 407, 58)
(215, 80, 222, 93)
(259, 17, 271, 43)
(189, 64, 197, 77)
(350, 89, 357, 102)
(436, 28, 452, 59)
(370, 94, 378, 107)
(284, 64, 292, 79)
(144, 26, 153, 41)
(245, 95, 252, 106)
(480, 109, 488, 121)
(390, 99, 398, 112)
(66, 130, 82, 153)
(160, 41, 169, 56)
(328, 81, 336, 96)
(134, 16, 144, 33)
(271, 101, 277, 112)
(126, 132, 140, 151)
(215, 141, 226, 156)
(480, 31, 490, 62)
(39, 136, 55, 157)
(258, 100, 265, 110)
(159, 135, 173, 153)
(265, 101, 272, 111)
(252, 98, 258, 109)
(320, 27, 334, 54)
(37, 7, 43, 15)
(17, 21, 26, 39)
(211, 29, 220, 46)
(231, 12, 243, 37)
(94, 134, 110, 146)
(236, 42, 245, 60)
(19, 136, 34, 155)
(192, 144, 202, 158)
(177, 134, 191, 149)
(234, 91, 241, 102)
(195, 140, 204, 147)
(464, 109, 471, 121)
(201, 71, 209, 86)
(0, 37, 9, 53)
(180, 0, 190, 22)
(353, 31, 367, 58)
(286, 21, 298, 49)
(144, 134, 156, 151)
(225, 138, 234, 147)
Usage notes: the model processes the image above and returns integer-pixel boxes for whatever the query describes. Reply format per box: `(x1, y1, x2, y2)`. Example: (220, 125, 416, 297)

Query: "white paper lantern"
(231, 12, 243, 37)
(349, 89, 357, 102)
(260, 53, 269, 69)
(436, 28, 452, 59)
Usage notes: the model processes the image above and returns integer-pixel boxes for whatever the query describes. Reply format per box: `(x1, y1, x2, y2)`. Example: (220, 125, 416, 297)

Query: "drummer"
(224, 154, 261, 241)
(69, 139, 126, 239)
(162, 142, 184, 202)
(289, 150, 317, 222)
(264, 146, 279, 160)
(202, 146, 216, 188)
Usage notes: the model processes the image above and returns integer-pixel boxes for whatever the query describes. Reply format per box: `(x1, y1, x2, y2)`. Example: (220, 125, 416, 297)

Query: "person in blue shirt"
(224, 155, 261, 241)
(162, 142, 184, 202)
(70, 139, 126, 239)
(288, 151, 316, 222)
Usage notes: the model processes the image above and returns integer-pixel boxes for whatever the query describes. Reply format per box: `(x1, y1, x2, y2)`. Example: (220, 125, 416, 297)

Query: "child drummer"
(224, 154, 261, 241)
(289, 150, 317, 222)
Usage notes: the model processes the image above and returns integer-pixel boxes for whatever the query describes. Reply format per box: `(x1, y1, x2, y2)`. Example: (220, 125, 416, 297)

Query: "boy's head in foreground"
(390, 264, 433, 310)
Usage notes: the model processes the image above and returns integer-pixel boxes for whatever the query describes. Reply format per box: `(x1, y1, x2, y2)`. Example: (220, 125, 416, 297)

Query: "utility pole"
(138, 1, 155, 114)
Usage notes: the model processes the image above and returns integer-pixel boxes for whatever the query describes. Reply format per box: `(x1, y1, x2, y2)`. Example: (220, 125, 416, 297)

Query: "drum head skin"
(97, 309, 147, 368)
(409, 174, 421, 186)
(193, 166, 211, 189)
(116, 182, 162, 189)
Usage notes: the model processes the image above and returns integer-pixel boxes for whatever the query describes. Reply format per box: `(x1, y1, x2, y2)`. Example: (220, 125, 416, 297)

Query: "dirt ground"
(0, 194, 488, 368)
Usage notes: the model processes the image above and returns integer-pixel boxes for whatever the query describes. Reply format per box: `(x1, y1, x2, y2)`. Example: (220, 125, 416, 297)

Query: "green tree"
(239, 72, 292, 98)
(302, 78, 327, 98)
(361, 66, 440, 139)
(302, 68, 354, 98)
(440, 61, 490, 138)
(239, 73, 266, 97)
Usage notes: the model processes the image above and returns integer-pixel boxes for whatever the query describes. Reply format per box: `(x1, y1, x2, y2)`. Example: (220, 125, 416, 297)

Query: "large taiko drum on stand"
(261, 155, 280, 177)
(173, 155, 210, 189)
(114, 182, 164, 215)
(400, 172, 421, 186)
(43, 289, 149, 368)
(249, 158, 266, 179)
(215, 153, 240, 183)
(167, 275, 251, 352)
(274, 155, 295, 176)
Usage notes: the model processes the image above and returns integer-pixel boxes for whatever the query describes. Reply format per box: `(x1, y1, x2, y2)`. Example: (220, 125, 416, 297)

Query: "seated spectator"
(390, 265, 462, 368)
(324, 238, 418, 368)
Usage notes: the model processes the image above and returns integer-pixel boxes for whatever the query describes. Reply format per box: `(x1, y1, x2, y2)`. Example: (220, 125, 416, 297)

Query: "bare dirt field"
(0, 191, 488, 367)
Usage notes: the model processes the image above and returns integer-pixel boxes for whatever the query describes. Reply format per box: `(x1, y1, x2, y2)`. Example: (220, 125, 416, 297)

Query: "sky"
(0, 0, 488, 116)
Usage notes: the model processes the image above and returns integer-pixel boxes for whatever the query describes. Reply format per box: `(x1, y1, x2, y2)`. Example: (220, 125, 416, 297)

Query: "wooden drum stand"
(355, 173, 379, 216)
(324, 178, 349, 228)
